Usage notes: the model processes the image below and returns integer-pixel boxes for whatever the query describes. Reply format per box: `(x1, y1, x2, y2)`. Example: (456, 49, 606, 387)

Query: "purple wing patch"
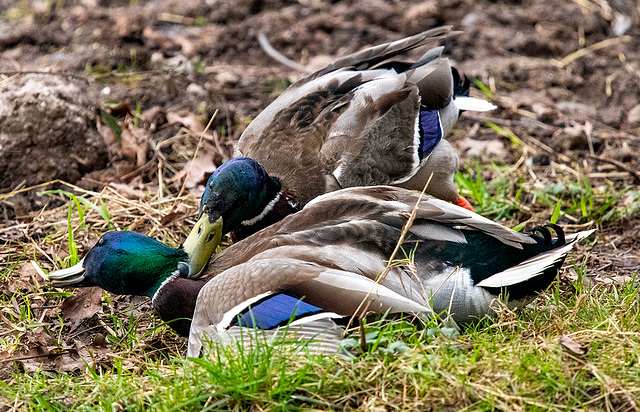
(418, 109, 443, 160)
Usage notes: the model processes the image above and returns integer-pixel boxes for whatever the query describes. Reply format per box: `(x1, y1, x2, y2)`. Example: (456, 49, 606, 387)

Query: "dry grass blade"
(557, 36, 633, 68)
(588, 154, 640, 184)
(173, 109, 219, 205)
(344, 174, 434, 331)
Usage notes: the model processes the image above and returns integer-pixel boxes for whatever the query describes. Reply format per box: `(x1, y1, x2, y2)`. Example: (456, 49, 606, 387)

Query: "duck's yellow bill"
(183, 214, 223, 279)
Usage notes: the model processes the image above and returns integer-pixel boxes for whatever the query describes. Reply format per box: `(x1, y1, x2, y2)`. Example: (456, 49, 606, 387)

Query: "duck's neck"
(151, 275, 209, 337)
(230, 189, 300, 242)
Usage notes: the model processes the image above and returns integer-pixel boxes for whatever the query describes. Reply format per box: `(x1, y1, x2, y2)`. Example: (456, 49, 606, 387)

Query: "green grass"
(0, 250, 23, 281)
(2, 270, 638, 410)
(456, 163, 639, 227)
(455, 163, 524, 221)
(42, 190, 113, 269)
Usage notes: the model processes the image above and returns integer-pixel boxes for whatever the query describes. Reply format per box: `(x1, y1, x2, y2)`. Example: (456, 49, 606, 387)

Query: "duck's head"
(49, 231, 190, 299)
(183, 157, 281, 278)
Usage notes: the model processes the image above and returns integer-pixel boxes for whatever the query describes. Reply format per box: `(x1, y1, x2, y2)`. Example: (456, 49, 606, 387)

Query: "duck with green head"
(182, 27, 497, 277)
(50, 231, 199, 336)
(50, 186, 594, 357)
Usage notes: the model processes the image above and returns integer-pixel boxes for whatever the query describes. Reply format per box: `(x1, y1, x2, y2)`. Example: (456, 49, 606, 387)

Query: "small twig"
(119, 158, 157, 182)
(212, 130, 230, 160)
(0, 349, 72, 363)
(0, 180, 68, 202)
(588, 154, 640, 184)
(98, 318, 117, 337)
(158, 12, 196, 25)
(358, 318, 367, 353)
(257, 33, 310, 73)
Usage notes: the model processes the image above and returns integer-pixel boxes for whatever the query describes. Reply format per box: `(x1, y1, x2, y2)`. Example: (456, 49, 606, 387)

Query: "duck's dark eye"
(97, 237, 105, 246)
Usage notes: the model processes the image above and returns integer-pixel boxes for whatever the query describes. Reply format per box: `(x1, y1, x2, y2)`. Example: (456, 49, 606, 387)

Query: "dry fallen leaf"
(120, 126, 150, 167)
(171, 151, 217, 196)
(160, 203, 189, 226)
(559, 334, 589, 355)
(1, 262, 40, 296)
(59, 287, 103, 328)
(140, 105, 167, 131)
(166, 111, 206, 135)
(109, 182, 146, 200)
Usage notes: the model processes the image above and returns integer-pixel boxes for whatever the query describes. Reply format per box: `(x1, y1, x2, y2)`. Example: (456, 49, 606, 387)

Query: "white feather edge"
(476, 229, 595, 288)
(189, 290, 346, 358)
(453, 96, 497, 112)
(216, 291, 345, 332)
(218, 268, 432, 328)
(390, 107, 443, 185)
(329, 73, 409, 185)
(188, 292, 276, 357)
(215, 291, 275, 332)
(289, 311, 344, 326)
(191, 317, 346, 358)
(416, 197, 537, 246)
(305, 190, 535, 248)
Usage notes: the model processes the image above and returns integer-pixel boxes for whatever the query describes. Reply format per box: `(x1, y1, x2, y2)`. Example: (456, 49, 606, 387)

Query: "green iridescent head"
(49, 231, 189, 299)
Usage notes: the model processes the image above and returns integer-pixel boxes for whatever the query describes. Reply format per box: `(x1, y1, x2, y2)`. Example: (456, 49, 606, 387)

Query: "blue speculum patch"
(418, 109, 443, 160)
(232, 293, 323, 329)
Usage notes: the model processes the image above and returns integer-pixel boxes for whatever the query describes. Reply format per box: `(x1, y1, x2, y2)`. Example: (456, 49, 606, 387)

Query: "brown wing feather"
(238, 75, 370, 205)
(235, 28, 458, 206)
(321, 86, 419, 188)
(307, 26, 453, 80)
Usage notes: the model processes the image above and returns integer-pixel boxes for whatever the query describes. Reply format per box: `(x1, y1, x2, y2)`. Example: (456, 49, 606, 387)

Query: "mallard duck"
(182, 27, 496, 276)
(49, 186, 593, 357)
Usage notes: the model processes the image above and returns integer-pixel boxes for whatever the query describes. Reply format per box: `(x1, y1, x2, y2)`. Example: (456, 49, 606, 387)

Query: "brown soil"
(0, 74, 107, 201)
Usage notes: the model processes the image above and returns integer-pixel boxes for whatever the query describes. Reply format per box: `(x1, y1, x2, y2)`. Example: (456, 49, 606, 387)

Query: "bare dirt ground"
(0, 0, 639, 378)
